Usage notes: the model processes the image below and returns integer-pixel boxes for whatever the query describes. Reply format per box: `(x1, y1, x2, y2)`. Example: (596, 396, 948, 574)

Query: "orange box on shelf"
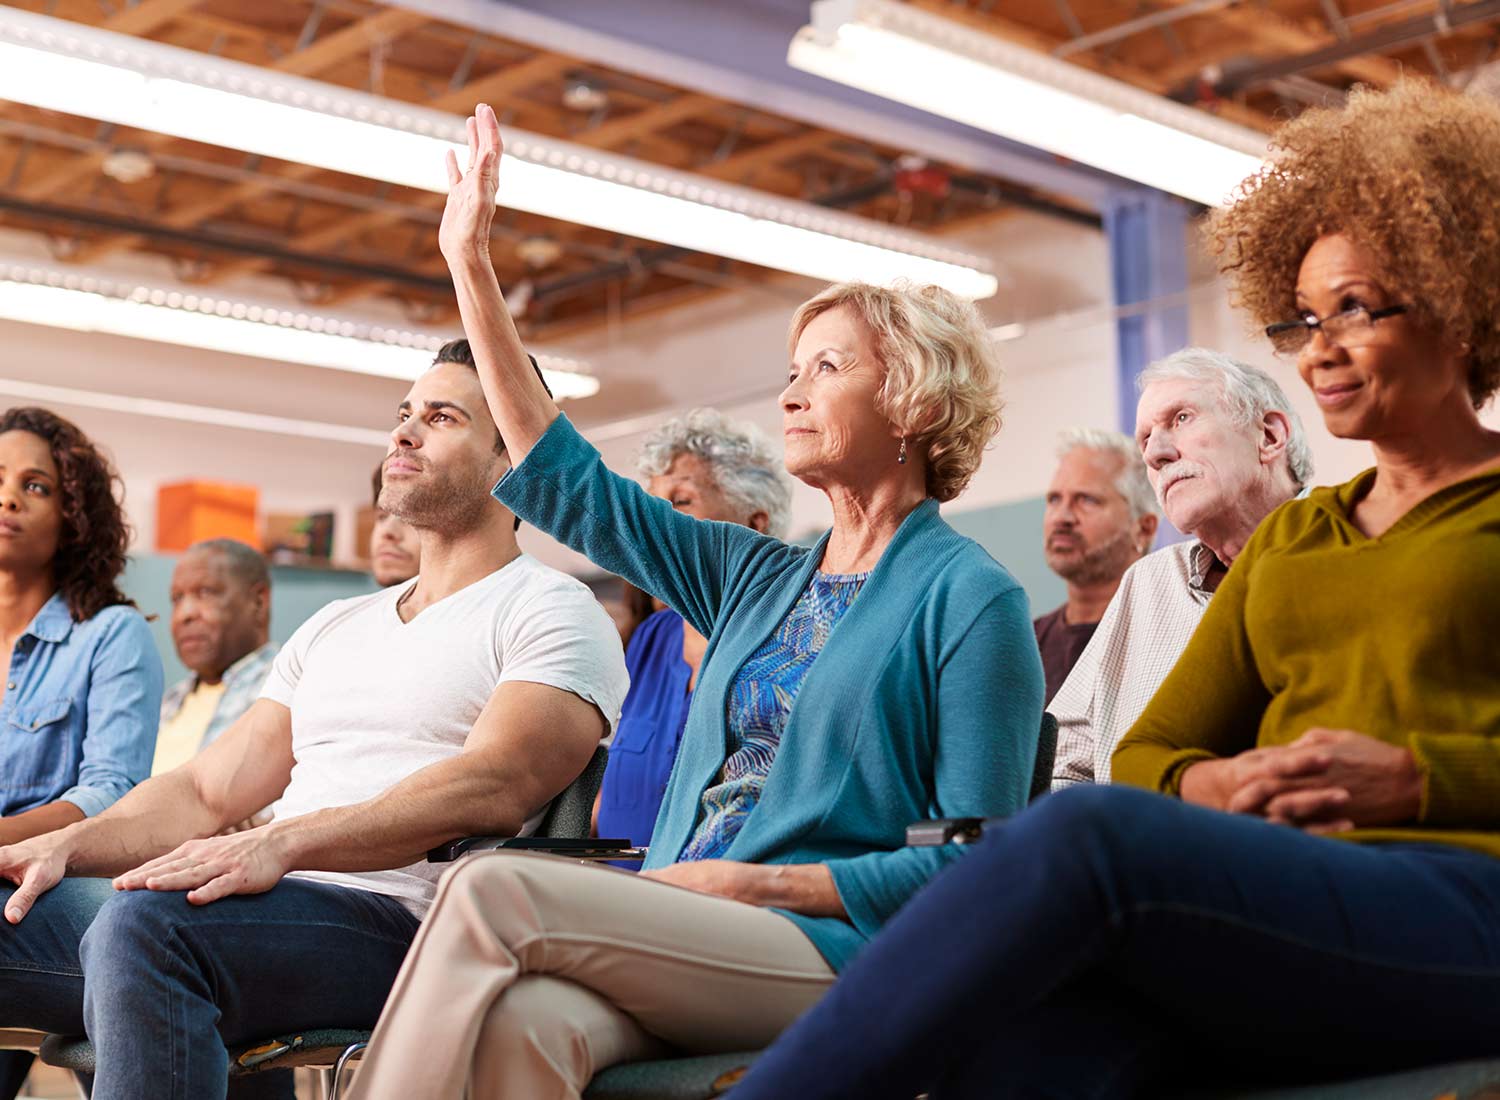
(156, 481, 260, 553)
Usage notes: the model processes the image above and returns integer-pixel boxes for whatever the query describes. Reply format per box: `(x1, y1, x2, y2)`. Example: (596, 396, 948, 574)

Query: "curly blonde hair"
(1205, 81, 1500, 407)
(788, 282, 1003, 502)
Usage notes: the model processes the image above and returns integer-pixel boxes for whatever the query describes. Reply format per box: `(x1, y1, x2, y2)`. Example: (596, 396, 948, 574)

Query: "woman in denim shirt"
(0, 407, 162, 1096)
(595, 409, 793, 854)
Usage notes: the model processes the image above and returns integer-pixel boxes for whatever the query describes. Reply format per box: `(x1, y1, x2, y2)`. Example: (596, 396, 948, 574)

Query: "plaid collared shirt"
(1050, 540, 1219, 789)
(160, 641, 279, 753)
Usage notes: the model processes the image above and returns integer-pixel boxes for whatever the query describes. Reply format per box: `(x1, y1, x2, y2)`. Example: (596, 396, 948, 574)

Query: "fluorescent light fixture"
(0, 375, 393, 448)
(0, 8, 999, 299)
(991, 322, 1026, 342)
(788, 0, 1268, 207)
(0, 262, 601, 400)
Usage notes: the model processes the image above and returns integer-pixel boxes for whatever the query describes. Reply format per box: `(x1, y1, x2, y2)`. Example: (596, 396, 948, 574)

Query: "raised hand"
(439, 102, 503, 265)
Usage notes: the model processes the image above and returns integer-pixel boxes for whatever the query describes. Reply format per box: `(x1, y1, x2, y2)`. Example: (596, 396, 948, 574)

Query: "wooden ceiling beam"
(102, 0, 206, 36)
(1146, 0, 1407, 88)
(61, 7, 428, 265)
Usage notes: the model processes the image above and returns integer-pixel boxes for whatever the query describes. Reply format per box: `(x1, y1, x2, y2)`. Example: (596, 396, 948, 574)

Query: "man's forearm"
(60, 770, 224, 876)
(271, 755, 526, 874)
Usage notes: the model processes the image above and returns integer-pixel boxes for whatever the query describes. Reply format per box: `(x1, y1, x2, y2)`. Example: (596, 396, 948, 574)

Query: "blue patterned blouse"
(679, 570, 869, 862)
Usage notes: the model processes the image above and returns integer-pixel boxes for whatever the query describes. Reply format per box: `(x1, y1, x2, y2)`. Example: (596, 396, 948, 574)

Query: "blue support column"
(1103, 188, 1190, 434)
(1104, 188, 1190, 546)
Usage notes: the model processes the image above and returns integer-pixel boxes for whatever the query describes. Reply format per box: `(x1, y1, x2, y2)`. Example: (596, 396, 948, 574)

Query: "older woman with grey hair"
(594, 409, 793, 852)
(346, 103, 1043, 1100)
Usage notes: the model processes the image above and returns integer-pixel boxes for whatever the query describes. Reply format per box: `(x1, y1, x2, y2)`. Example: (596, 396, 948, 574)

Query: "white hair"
(637, 408, 793, 540)
(1137, 347, 1313, 489)
(1056, 427, 1159, 520)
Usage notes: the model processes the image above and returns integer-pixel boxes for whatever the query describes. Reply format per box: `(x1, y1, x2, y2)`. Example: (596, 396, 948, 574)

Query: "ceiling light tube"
(0, 262, 601, 400)
(0, 8, 999, 299)
(788, 0, 1267, 207)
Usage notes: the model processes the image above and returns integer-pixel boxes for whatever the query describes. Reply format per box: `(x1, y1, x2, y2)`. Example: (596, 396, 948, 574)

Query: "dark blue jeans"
(732, 785, 1500, 1100)
(0, 876, 418, 1100)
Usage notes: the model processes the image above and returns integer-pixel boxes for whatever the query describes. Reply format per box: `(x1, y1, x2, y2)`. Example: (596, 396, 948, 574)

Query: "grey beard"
(1050, 527, 1140, 586)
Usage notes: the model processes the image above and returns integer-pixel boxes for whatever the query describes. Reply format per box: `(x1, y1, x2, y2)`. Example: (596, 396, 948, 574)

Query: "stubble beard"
(1048, 525, 1140, 587)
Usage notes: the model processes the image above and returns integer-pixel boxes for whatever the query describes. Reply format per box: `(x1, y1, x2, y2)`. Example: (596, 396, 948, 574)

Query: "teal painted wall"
(942, 496, 1064, 620)
(122, 554, 378, 688)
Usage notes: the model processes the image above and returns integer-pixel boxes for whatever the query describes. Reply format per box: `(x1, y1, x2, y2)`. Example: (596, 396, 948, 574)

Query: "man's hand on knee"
(112, 826, 293, 905)
(0, 834, 70, 924)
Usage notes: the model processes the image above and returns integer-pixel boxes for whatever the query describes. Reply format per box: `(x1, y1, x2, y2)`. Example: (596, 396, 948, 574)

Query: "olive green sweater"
(1113, 464, 1500, 856)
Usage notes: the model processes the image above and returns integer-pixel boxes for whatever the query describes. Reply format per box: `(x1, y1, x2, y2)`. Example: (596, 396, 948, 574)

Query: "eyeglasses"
(1265, 304, 1409, 356)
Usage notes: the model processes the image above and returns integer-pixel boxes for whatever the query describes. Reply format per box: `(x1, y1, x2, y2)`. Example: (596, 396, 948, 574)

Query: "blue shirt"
(597, 609, 693, 848)
(0, 593, 163, 819)
(681, 571, 867, 862)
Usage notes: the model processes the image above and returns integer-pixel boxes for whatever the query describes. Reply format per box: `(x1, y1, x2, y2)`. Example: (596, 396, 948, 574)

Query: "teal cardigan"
(495, 415, 1043, 969)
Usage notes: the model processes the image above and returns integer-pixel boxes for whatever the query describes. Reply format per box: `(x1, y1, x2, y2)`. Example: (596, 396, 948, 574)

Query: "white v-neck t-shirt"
(259, 554, 629, 916)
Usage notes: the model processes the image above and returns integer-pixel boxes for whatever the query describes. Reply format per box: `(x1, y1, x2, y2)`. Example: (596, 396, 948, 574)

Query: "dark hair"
(432, 338, 556, 448)
(187, 538, 270, 591)
(371, 462, 384, 508)
(431, 339, 554, 534)
(0, 407, 135, 622)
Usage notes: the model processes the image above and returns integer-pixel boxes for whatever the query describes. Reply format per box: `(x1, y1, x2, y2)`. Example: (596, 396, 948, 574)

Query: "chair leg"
(328, 1042, 368, 1100)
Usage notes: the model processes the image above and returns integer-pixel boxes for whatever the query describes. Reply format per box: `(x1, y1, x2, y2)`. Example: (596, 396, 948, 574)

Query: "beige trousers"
(345, 853, 837, 1100)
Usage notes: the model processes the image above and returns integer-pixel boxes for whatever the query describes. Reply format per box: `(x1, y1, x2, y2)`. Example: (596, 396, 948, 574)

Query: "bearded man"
(1034, 429, 1158, 702)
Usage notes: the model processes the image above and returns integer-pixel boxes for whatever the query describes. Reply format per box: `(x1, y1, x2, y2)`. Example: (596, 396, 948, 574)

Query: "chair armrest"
(904, 818, 991, 847)
(427, 836, 648, 863)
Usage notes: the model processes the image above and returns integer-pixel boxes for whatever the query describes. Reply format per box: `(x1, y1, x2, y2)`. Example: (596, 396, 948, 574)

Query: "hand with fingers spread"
(0, 832, 71, 924)
(439, 102, 503, 266)
(112, 825, 293, 906)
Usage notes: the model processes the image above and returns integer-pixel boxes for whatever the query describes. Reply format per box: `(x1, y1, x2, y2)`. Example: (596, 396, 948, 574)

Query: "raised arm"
(437, 104, 795, 634)
(438, 103, 558, 465)
(0, 697, 295, 922)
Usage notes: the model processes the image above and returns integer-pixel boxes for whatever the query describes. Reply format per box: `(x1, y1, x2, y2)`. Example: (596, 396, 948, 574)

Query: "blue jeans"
(0, 876, 418, 1100)
(732, 785, 1500, 1100)
(0, 877, 113, 1099)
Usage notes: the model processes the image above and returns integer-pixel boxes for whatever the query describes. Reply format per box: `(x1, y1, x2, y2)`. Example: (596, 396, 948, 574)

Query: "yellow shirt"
(151, 680, 227, 776)
(1114, 465, 1500, 856)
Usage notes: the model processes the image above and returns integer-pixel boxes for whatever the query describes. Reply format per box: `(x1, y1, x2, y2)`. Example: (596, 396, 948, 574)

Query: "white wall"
(6, 209, 1493, 587)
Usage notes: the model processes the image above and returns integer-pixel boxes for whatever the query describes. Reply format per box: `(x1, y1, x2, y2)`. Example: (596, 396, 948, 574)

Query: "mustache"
(1155, 461, 1205, 497)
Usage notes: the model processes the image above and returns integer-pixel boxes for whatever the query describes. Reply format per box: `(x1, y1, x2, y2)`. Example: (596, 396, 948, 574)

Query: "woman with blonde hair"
(346, 104, 1043, 1099)
(727, 80, 1500, 1100)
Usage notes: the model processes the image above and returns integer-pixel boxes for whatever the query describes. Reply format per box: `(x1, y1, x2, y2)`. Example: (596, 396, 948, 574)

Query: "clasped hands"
(1183, 727, 1423, 832)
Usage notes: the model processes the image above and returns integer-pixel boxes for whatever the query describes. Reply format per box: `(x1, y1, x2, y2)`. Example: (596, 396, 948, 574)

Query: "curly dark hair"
(0, 407, 135, 621)
(1205, 81, 1500, 408)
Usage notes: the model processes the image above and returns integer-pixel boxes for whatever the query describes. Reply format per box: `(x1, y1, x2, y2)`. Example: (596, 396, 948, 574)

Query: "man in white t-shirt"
(0, 340, 629, 1100)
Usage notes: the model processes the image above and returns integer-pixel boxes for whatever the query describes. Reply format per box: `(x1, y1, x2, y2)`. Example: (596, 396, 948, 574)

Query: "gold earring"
(897, 438, 908, 465)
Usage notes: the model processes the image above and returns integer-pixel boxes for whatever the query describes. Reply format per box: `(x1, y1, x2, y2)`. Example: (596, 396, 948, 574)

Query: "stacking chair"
(39, 745, 621, 1100)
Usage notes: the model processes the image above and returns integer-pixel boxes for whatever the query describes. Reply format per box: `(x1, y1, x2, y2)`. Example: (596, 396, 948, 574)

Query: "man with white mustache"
(1052, 347, 1310, 787)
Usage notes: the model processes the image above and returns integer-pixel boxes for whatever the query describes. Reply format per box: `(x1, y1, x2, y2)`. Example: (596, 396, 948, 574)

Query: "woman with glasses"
(727, 81, 1500, 1100)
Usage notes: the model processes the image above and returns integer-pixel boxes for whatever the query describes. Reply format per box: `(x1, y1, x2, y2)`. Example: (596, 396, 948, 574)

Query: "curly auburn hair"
(1205, 80, 1500, 408)
(0, 407, 135, 622)
(788, 282, 1004, 503)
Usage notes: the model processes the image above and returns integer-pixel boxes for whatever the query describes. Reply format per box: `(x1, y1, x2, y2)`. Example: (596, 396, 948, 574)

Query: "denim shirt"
(0, 593, 163, 818)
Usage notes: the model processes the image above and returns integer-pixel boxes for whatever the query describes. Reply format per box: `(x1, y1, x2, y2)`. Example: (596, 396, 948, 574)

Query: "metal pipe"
(1053, 0, 1234, 58)
(1213, 0, 1500, 94)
